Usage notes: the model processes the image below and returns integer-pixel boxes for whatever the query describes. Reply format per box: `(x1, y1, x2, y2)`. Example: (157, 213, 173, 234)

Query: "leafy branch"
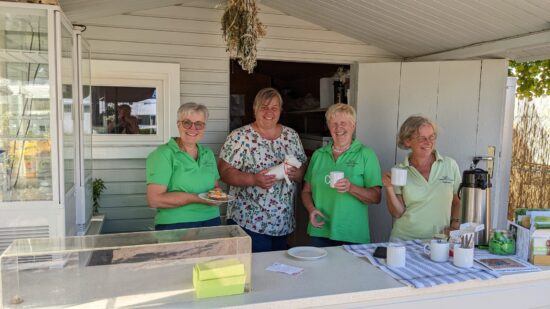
(221, 0, 266, 73)
(509, 60, 550, 101)
(92, 178, 106, 215)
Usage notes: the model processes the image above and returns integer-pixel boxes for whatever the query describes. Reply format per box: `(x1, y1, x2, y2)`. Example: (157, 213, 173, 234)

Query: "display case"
(1, 225, 252, 307)
(0, 2, 90, 250)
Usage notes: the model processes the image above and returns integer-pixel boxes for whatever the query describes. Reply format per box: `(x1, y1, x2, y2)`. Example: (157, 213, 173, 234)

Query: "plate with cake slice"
(198, 188, 235, 204)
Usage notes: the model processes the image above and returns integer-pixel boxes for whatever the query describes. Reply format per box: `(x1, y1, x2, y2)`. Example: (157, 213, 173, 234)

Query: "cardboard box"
(193, 259, 246, 299)
(530, 255, 550, 266)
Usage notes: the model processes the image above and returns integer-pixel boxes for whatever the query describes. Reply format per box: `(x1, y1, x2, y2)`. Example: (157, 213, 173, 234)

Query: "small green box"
(193, 259, 246, 299)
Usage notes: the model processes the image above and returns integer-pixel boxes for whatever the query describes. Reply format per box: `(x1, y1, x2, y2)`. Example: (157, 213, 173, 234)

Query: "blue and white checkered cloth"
(344, 240, 501, 288)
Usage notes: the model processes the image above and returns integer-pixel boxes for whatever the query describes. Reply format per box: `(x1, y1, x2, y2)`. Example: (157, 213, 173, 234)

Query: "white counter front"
(5, 246, 550, 308)
(86, 247, 550, 308)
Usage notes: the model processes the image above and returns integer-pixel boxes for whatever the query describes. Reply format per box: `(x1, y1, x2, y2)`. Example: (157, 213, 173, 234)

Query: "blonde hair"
(325, 103, 356, 125)
(177, 102, 209, 121)
(397, 115, 438, 150)
(252, 88, 283, 114)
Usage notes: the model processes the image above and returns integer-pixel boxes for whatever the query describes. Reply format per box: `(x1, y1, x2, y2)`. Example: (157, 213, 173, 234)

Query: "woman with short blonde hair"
(219, 87, 307, 253)
(302, 103, 382, 247)
(146, 102, 221, 230)
(252, 87, 283, 114)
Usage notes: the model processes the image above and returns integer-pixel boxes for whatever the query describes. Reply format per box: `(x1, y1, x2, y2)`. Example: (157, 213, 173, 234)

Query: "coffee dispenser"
(458, 156, 493, 246)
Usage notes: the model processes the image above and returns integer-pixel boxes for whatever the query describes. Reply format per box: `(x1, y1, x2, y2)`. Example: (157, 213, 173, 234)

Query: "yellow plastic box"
(193, 259, 246, 298)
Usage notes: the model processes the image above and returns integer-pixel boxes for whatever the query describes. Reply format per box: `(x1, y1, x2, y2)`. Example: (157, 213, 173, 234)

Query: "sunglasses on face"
(178, 119, 205, 130)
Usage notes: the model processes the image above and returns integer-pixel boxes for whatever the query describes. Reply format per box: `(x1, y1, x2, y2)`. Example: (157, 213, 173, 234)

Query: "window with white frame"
(90, 60, 180, 144)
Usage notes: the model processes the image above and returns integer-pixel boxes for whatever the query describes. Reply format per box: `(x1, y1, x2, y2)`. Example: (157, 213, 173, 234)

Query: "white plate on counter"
(287, 246, 328, 260)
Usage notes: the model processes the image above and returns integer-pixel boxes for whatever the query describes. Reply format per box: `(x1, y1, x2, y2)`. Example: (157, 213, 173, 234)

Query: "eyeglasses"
(178, 119, 205, 130)
(414, 134, 437, 144)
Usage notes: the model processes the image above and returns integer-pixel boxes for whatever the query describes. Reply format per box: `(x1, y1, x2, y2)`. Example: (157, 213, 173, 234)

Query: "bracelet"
(450, 218, 460, 223)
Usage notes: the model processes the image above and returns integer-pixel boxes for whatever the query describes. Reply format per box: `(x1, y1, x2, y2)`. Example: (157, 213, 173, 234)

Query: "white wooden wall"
(82, 3, 399, 233)
(356, 59, 509, 243)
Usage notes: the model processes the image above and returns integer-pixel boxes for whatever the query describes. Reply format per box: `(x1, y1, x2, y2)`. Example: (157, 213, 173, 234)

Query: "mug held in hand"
(391, 167, 407, 186)
(324, 171, 344, 188)
(266, 155, 302, 185)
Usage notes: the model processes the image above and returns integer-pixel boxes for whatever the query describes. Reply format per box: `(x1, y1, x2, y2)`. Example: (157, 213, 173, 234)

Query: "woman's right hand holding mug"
(254, 170, 277, 189)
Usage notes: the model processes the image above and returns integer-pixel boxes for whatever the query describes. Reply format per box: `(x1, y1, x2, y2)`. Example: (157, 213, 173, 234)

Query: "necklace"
(177, 138, 197, 154)
(332, 143, 351, 153)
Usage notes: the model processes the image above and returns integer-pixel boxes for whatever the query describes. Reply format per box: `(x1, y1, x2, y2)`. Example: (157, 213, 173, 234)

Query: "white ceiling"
(59, 0, 550, 62)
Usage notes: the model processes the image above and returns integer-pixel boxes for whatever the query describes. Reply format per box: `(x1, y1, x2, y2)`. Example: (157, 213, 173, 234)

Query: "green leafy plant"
(509, 60, 550, 101)
(92, 178, 106, 215)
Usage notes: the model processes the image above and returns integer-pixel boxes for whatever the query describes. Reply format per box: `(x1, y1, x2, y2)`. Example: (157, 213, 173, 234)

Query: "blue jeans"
(226, 219, 288, 253)
(310, 236, 355, 247)
(155, 217, 221, 231)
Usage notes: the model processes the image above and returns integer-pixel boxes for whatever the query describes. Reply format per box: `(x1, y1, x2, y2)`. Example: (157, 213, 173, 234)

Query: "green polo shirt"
(304, 140, 382, 244)
(146, 138, 220, 225)
(390, 150, 461, 240)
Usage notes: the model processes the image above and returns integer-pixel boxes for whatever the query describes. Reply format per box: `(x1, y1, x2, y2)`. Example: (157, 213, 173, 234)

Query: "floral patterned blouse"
(219, 124, 307, 236)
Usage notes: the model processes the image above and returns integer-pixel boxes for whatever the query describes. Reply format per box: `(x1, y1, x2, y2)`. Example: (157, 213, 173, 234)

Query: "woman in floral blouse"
(218, 88, 307, 252)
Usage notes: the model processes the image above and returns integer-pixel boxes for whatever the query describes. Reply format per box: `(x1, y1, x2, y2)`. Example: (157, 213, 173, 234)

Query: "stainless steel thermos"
(458, 168, 492, 245)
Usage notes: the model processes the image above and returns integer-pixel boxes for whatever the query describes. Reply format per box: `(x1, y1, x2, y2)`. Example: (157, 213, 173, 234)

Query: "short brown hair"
(397, 115, 438, 149)
(252, 88, 283, 114)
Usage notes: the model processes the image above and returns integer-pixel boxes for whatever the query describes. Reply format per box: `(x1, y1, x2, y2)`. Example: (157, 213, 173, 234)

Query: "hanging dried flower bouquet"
(221, 0, 266, 73)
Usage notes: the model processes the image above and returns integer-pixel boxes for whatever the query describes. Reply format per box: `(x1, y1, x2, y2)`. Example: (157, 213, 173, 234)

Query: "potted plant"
(92, 178, 106, 215)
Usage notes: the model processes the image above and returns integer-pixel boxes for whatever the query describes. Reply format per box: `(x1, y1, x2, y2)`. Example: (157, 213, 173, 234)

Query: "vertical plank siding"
(83, 3, 398, 233)
(355, 60, 508, 242)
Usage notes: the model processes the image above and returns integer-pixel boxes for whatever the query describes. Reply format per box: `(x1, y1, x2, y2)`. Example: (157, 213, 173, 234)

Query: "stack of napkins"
(193, 259, 246, 298)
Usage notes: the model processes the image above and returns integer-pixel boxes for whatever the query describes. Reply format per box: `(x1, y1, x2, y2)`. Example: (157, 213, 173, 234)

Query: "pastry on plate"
(207, 188, 228, 201)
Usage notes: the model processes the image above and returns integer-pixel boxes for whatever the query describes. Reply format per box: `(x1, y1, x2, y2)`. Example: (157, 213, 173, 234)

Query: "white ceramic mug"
(324, 171, 344, 188)
(453, 245, 474, 268)
(423, 240, 450, 262)
(386, 244, 406, 267)
(391, 167, 407, 186)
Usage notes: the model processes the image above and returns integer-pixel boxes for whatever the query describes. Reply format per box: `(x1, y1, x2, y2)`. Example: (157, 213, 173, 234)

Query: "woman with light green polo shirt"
(301, 103, 382, 246)
(382, 115, 461, 241)
(146, 102, 220, 230)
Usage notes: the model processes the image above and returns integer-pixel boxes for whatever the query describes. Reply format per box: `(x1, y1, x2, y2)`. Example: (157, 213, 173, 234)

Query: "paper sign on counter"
(266, 263, 304, 276)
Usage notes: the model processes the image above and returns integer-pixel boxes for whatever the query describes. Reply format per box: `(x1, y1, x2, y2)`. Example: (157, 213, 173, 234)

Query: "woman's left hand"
(334, 178, 352, 193)
(285, 165, 305, 182)
(285, 166, 298, 181)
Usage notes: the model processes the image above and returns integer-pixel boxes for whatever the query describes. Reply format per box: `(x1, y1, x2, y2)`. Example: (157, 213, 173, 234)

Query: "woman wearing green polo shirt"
(382, 116, 461, 241)
(302, 103, 382, 247)
(146, 102, 220, 230)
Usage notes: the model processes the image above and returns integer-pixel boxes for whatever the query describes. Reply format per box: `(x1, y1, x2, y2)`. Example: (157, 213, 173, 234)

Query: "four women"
(146, 91, 461, 247)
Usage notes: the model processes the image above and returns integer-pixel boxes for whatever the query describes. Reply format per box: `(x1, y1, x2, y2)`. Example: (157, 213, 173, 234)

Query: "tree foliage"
(508, 60, 550, 101)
